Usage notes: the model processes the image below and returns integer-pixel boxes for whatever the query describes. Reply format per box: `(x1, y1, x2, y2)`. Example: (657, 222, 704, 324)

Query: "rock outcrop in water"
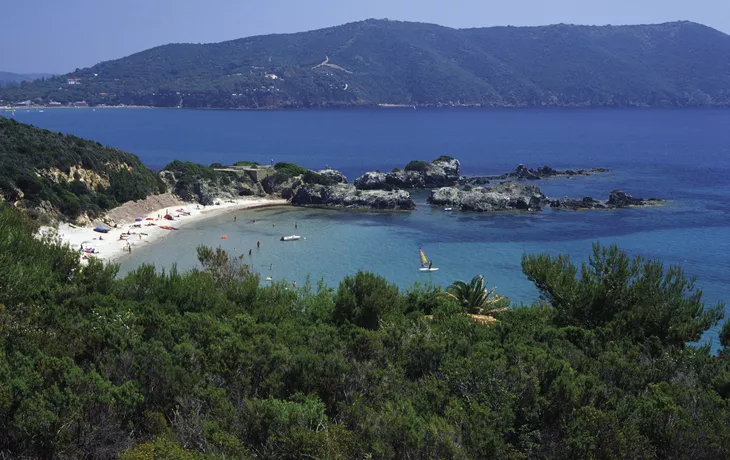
(355, 157, 460, 190)
(462, 164, 611, 185)
(292, 183, 416, 210)
(316, 169, 348, 184)
(427, 182, 548, 212)
(549, 190, 662, 210)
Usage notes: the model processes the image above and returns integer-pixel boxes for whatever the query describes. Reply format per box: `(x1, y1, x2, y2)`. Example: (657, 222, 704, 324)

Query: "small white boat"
(280, 235, 301, 241)
(419, 267, 439, 272)
(444, 207, 453, 211)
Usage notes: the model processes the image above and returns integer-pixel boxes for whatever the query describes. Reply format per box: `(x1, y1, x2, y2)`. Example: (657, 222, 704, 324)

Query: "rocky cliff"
(427, 182, 549, 212)
(292, 183, 416, 210)
(355, 157, 460, 190)
(159, 167, 265, 206)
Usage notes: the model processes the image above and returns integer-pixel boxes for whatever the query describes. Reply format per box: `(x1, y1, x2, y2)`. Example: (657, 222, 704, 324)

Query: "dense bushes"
(302, 170, 334, 186)
(0, 118, 165, 220)
(1, 203, 730, 458)
(404, 160, 430, 172)
(273, 162, 308, 178)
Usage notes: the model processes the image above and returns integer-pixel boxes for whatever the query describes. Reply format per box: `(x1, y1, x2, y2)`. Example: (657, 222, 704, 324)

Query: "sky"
(2, 0, 729, 74)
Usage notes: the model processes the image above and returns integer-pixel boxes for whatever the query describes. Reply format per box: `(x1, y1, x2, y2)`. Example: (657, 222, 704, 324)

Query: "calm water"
(7, 108, 730, 345)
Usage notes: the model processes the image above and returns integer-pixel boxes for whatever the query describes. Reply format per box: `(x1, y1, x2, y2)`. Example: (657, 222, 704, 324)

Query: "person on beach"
(234, 215, 237, 222)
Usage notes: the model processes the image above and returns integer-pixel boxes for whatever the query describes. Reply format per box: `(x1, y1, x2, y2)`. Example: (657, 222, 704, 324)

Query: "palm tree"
(442, 275, 508, 315)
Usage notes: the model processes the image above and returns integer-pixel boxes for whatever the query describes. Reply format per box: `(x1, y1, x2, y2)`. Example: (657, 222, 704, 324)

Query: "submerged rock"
(550, 190, 662, 210)
(427, 181, 548, 212)
(354, 157, 461, 190)
(292, 183, 416, 210)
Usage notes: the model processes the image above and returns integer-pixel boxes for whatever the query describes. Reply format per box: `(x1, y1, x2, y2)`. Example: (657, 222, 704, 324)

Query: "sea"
(6, 107, 730, 346)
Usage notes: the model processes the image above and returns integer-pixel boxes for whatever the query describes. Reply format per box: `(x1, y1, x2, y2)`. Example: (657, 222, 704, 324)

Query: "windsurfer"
(428, 260, 433, 270)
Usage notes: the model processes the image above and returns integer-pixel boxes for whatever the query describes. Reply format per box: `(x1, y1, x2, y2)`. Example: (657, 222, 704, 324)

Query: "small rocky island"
(292, 184, 416, 210)
(354, 156, 460, 190)
(550, 190, 662, 210)
(462, 164, 611, 185)
(427, 182, 548, 212)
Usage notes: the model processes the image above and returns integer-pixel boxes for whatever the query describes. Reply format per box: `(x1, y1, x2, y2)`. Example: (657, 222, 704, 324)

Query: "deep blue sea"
(6, 107, 730, 346)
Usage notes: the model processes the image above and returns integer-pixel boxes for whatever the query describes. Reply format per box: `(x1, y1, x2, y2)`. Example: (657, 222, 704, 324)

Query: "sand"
(42, 196, 289, 264)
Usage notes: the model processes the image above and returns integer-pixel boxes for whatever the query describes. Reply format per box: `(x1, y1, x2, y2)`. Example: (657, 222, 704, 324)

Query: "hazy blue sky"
(3, 0, 729, 73)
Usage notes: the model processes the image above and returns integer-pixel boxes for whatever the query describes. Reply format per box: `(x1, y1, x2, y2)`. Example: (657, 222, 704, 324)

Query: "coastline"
(43, 196, 289, 265)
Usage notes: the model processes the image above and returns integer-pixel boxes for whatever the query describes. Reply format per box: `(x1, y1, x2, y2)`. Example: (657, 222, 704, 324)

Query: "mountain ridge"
(1, 19, 729, 108)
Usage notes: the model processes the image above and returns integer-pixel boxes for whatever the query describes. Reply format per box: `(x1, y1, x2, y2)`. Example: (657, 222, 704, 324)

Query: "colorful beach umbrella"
(135, 217, 143, 222)
(145, 217, 154, 220)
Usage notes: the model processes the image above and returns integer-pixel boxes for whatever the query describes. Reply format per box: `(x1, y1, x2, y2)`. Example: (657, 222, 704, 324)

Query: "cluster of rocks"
(159, 157, 661, 214)
(461, 164, 611, 185)
(291, 184, 415, 210)
(291, 158, 459, 210)
(427, 182, 548, 212)
(353, 157, 460, 190)
(550, 190, 662, 210)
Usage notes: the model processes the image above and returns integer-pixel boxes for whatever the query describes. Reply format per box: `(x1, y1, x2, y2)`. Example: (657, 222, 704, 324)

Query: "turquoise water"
(6, 108, 730, 345)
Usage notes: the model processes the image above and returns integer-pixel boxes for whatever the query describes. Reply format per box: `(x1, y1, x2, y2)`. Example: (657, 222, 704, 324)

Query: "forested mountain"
(0, 71, 54, 87)
(2, 19, 729, 108)
(0, 117, 165, 221)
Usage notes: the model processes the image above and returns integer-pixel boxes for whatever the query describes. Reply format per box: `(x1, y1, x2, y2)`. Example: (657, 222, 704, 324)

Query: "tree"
(441, 275, 507, 315)
(522, 243, 724, 347)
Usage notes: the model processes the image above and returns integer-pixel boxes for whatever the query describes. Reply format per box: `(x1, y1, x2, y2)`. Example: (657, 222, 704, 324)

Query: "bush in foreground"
(0, 204, 729, 459)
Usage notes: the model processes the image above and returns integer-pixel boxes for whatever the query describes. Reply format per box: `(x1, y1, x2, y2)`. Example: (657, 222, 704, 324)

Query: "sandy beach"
(43, 195, 289, 264)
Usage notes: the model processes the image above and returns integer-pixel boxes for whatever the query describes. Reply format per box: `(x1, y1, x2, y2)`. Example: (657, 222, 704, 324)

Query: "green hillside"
(2, 19, 729, 108)
(0, 71, 54, 87)
(0, 117, 165, 220)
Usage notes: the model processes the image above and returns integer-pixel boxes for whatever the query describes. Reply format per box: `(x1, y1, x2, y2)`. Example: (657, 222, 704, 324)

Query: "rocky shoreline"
(157, 157, 660, 214)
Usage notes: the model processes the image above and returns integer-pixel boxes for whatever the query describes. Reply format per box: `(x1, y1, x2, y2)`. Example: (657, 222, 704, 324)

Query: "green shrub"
(333, 271, 401, 330)
(463, 184, 473, 191)
(302, 170, 334, 186)
(433, 155, 455, 162)
(274, 162, 308, 178)
(233, 160, 261, 167)
(404, 160, 430, 172)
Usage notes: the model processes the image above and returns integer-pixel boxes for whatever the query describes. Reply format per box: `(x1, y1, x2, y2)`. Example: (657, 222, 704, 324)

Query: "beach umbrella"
(145, 217, 154, 220)
(135, 217, 143, 222)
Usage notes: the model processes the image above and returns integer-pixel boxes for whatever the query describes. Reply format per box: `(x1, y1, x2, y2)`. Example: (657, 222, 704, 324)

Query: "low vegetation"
(0, 117, 165, 221)
(404, 160, 430, 172)
(1, 203, 729, 458)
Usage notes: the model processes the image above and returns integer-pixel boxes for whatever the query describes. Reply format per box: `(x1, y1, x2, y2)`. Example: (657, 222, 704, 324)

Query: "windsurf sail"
(419, 248, 429, 267)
